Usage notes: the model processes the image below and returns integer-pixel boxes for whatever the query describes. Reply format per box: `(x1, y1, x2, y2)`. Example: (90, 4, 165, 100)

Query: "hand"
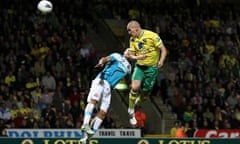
(124, 48, 131, 58)
(158, 61, 164, 68)
(137, 55, 147, 60)
(95, 63, 104, 68)
(95, 58, 105, 68)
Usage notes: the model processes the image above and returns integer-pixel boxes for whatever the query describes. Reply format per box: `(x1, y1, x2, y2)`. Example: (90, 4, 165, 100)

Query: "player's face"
(127, 27, 138, 38)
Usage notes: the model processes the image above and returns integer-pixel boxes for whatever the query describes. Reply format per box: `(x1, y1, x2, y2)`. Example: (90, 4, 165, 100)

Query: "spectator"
(19, 101, 31, 119)
(58, 99, 72, 117)
(183, 105, 194, 123)
(31, 102, 41, 121)
(69, 101, 83, 126)
(40, 88, 53, 109)
(32, 58, 46, 76)
(25, 76, 39, 90)
(65, 113, 74, 128)
(5, 93, 17, 109)
(41, 104, 56, 128)
(0, 129, 7, 137)
(205, 108, 214, 123)
(0, 119, 7, 136)
(41, 71, 56, 91)
(226, 91, 238, 110)
(55, 111, 66, 128)
(167, 81, 178, 107)
(0, 102, 11, 123)
(12, 112, 24, 128)
(135, 106, 147, 136)
(10, 104, 18, 120)
(68, 87, 81, 106)
(31, 87, 42, 105)
(55, 57, 66, 74)
(25, 112, 38, 128)
(170, 121, 180, 137)
(175, 123, 187, 138)
(4, 70, 16, 89)
(187, 121, 198, 137)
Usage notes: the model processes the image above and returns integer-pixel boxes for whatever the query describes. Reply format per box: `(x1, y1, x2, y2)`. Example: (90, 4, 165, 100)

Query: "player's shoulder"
(109, 53, 123, 60)
(143, 29, 161, 41)
(110, 52, 122, 57)
(144, 29, 158, 35)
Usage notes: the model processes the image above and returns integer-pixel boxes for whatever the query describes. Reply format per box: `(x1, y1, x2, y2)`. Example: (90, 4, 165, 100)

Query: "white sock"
(128, 108, 135, 116)
(83, 103, 95, 125)
(92, 117, 103, 133)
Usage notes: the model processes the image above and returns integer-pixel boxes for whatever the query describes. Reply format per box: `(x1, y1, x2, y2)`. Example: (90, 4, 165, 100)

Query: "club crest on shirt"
(138, 42, 143, 49)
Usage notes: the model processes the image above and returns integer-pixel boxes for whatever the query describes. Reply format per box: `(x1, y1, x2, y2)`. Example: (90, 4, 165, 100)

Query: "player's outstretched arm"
(95, 56, 111, 68)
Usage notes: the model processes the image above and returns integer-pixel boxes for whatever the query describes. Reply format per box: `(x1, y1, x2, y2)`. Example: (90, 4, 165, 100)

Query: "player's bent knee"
(90, 99, 97, 105)
(98, 109, 107, 119)
(131, 81, 141, 91)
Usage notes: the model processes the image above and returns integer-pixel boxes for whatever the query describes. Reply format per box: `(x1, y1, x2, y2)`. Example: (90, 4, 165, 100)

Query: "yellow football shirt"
(129, 29, 162, 66)
(10, 109, 19, 120)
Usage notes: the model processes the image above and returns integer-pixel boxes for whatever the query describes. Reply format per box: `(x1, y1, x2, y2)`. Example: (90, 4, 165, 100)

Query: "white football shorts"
(87, 78, 111, 113)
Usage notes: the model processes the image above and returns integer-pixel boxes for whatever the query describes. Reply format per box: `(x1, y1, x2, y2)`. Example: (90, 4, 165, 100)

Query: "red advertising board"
(194, 129, 240, 138)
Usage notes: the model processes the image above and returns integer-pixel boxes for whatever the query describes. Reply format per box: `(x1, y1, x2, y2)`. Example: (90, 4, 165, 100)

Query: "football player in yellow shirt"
(125, 20, 167, 125)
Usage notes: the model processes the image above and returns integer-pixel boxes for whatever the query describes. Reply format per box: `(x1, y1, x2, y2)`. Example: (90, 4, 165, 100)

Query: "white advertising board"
(6, 129, 141, 138)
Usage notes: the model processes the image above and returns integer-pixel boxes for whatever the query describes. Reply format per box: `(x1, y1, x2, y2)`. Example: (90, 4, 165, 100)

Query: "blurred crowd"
(0, 0, 118, 136)
(1, 0, 240, 137)
(151, 1, 240, 132)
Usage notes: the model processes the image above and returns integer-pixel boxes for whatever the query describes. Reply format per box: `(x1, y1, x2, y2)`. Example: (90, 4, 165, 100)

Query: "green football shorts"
(132, 64, 158, 92)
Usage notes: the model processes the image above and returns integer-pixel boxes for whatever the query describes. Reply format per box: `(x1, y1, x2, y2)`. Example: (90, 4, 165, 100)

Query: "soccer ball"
(37, 0, 53, 13)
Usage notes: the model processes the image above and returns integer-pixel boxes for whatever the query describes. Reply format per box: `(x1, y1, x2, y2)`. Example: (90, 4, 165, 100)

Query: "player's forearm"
(99, 57, 111, 64)
(124, 50, 137, 60)
(125, 52, 145, 60)
(95, 56, 111, 67)
(128, 55, 140, 60)
(159, 45, 167, 64)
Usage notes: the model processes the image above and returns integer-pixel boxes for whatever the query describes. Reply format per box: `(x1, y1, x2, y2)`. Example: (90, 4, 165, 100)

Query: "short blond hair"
(127, 20, 141, 29)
